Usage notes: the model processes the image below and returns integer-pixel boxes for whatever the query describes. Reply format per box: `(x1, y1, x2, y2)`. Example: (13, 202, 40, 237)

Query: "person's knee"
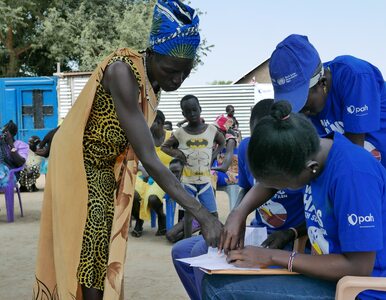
(172, 236, 202, 259)
(166, 221, 184, 243)
(171, 239, 186, 259)
(148, 195, 162, 210)
(191, 237, 207, 256)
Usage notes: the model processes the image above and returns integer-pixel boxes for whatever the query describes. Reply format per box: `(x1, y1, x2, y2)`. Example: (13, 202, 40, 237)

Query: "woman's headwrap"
(149, 0, 200, 59)
(2, 120, 18, 137)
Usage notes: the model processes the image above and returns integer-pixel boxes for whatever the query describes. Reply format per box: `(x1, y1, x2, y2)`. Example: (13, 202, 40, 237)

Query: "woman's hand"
(261, 229, 295, 249)
(196, 209, 223, 247)
(219, 209, 246, 253)
(226, 246, 278, 268)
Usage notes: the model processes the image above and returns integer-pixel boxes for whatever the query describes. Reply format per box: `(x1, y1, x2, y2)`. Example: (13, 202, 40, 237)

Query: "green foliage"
(34, 0, 156, 72)
(0, 0, 212, 76)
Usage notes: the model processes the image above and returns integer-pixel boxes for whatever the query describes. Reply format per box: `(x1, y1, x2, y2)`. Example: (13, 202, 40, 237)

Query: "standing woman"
(206, 101, 386, 300)
(33, 1, 222, 300)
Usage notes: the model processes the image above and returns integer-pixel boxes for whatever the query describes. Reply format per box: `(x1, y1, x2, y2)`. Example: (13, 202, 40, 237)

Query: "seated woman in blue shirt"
(172, 100, 306, 300)
(207, 101, 386, 300)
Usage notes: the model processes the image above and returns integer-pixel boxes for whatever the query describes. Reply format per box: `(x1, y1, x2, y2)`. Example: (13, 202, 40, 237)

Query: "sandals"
(131, 220, 144, 238)
(155, 214, 167, 236)
(155, 228, 167, 236)
(131, 228, 143, 238)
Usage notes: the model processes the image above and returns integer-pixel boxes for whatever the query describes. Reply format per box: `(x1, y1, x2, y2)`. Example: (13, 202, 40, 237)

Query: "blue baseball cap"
(269, 34, 321, 112)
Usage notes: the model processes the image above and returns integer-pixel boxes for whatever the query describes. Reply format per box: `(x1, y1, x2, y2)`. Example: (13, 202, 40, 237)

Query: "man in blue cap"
(269, 34, 386, 168)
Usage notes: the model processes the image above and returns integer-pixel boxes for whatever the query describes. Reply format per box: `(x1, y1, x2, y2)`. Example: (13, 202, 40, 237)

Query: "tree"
(0, 0, 54, 76)
(0, 0, 212, 77)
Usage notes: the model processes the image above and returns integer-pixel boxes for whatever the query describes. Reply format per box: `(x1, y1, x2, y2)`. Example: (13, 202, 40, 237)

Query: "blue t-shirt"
(309, 55, 386, 167)
(237, 138, 254, 189)
(238, 137, 305, 234)
(304, 133, 386, 300)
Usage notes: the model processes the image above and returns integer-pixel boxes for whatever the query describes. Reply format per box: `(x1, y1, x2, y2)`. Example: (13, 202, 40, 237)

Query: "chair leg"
(4, 185, 15, 222)
(16, 187, 23, 217)
(150, 209, 157, 228)
(165, 198, 175, 231)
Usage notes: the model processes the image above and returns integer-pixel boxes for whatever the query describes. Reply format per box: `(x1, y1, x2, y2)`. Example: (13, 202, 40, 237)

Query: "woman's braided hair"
(248, 100, 320, 180)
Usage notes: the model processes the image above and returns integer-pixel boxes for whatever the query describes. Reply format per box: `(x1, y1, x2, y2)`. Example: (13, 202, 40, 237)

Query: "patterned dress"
(77, 56, 142, 289)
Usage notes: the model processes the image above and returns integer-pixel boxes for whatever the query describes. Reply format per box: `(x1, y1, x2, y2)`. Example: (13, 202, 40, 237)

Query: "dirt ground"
(0, 177, 233, 300)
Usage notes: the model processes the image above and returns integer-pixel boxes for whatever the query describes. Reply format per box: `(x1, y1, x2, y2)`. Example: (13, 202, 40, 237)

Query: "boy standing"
(161, 95, 225, 217)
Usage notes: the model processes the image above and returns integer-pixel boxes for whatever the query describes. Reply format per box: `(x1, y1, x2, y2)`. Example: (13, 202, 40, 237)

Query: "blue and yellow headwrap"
(149, 0, 200, 60)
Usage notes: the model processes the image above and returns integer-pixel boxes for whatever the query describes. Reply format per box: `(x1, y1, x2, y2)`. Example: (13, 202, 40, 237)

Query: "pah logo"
(347, 213, 375, 226)
(346, 104, 368, 115)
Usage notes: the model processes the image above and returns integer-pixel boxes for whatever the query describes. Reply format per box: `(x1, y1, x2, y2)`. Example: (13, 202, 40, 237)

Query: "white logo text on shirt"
(347, 213, 375, 228)
(346, 104, 369, 116)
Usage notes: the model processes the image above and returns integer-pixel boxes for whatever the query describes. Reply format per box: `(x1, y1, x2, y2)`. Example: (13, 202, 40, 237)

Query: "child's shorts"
(183, 182, 217, 213)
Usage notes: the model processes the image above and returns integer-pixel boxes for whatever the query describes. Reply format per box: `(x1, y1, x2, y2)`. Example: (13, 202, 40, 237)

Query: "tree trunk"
(7, 51, 19, 77)
(4, 25, 18, 77)
(4, 25, 31, 77)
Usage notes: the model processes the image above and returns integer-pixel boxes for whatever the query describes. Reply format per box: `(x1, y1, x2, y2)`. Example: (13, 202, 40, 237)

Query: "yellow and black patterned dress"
(77, 56, 141, 289)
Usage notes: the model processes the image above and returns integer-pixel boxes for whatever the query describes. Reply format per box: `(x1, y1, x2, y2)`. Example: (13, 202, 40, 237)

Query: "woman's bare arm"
(102, 61, 223, 246)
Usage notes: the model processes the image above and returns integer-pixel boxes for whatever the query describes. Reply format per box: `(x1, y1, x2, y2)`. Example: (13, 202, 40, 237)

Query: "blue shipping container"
(0, 76, 58, 142)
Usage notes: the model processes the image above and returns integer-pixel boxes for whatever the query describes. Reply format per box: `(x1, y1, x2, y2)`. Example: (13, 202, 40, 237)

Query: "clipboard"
(200, 268, 298, 275)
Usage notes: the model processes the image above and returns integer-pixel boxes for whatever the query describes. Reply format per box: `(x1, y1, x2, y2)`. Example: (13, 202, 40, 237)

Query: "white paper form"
(244, 226, 268, 246)
(176, 227, 267, 271)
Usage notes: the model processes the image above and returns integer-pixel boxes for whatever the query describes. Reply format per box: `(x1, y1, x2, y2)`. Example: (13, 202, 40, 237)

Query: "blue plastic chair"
(150, 194, 176, 231)
(0, 166, 24, 222)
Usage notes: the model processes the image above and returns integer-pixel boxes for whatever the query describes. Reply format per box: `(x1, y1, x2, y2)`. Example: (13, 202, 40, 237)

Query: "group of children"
(130, 95, 240, 239)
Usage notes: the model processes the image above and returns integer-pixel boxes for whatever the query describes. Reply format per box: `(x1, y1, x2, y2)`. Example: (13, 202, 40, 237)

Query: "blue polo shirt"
(305, 133, 386, 300)
(309, 55, 386, 167)
(238, 138, 254, 189)
(238, 137, 305, 233)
